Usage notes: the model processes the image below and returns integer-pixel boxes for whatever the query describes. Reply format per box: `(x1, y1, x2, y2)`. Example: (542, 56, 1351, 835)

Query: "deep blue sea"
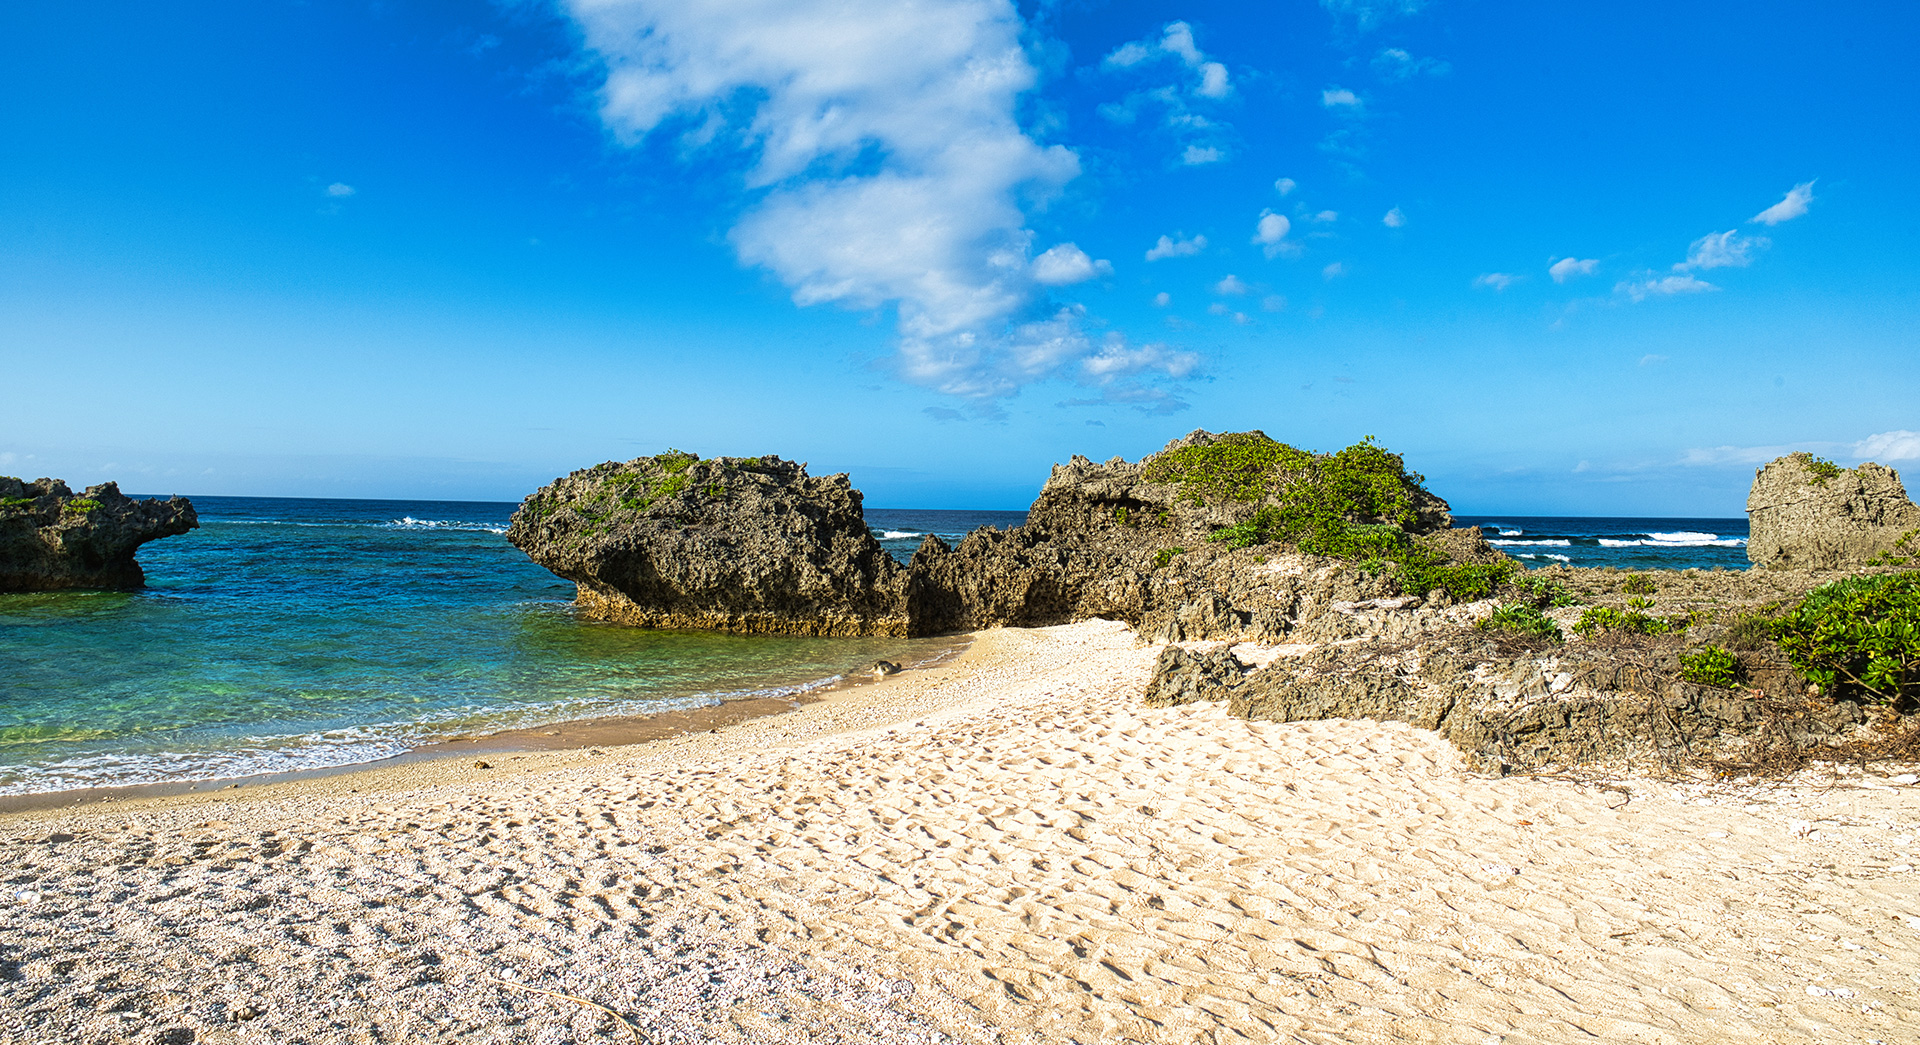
(0, 499, 1747, 796)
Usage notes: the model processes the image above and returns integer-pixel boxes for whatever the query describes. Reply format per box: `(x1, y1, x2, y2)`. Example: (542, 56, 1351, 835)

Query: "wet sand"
(3, 619, 1918, 1044)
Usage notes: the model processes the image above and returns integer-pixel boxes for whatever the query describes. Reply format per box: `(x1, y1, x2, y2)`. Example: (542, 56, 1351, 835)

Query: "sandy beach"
(4, 618, 1918, 1044)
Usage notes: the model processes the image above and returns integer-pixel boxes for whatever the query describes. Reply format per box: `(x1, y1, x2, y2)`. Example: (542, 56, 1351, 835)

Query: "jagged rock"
(0, 477, 198, 591)
(1747, 452, 1920, 569)
(506, 454, 909, 636)
(511, 432, 1501, 639)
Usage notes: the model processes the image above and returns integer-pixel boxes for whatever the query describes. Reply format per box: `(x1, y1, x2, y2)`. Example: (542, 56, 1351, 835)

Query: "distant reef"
(506, 431, 1504, 640)
(1747, 451, 1920, 569)
(0, 477, 198, 591)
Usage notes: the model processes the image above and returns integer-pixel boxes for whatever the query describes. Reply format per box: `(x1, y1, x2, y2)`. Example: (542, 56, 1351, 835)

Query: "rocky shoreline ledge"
(0, 477, 197, 592)
(513, 433, 1919, 774)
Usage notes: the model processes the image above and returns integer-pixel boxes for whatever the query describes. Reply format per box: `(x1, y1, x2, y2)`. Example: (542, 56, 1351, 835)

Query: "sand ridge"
(3, 619, 1918, 1043)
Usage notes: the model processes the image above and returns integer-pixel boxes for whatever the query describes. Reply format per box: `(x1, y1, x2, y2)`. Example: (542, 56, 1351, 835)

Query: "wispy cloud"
(1031, 243, 1112, 286)
(1854, 430, 1920, 461)
(1473, 272, 1519, 291)
(1677, 229, 1766, 271)
(1617, 274, 1716, 302)
(1382, 206, 1405, 228)
(568, 0, 1122, 400)
(1322, 261, 1347, 280)
(1274, 177, 1297, 196)
(1181, 144, 1224, 165)
(1214, 274, 1248, 295)
(1145, 233, 1207, 261)
(1321, 86, 1363, 110)
(1321, 0, 1425, 33)
(1100, 21, 1233, 162)
(1548, 256, 1598, 283)
(1371, 47, 1448, 81)
(324, 183, 355, 197)
(1681, 442, 1825, 466)
(1751, 180, 1815, 226)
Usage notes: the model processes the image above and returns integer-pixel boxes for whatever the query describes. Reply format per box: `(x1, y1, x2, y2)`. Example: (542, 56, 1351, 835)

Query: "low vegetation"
(1621, 573, 1657, 595)
(1678, 644, 1742, 688)
(1771, 572, 1919, 707)
(1572, 606, 1675, 638)
(1476, 604, 1563, 641)
(63, 498, 102, 514)
(1802, 454, 1845, 484)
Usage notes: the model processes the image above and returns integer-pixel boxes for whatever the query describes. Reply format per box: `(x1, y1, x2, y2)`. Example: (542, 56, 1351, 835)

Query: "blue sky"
(2, 1, 1914, 514)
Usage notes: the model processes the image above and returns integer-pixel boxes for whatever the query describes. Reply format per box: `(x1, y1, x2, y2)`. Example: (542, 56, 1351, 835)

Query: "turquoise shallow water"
(0, 497, 962, 795)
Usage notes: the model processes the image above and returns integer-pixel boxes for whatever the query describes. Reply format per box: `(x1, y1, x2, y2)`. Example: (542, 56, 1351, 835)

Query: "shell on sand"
(2, 619, 1917, 1043)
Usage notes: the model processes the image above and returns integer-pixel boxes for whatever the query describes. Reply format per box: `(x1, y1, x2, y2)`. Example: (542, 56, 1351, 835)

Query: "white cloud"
(1274, 177, 1297, 196)
(1181, 144, 1224, 165)
(1321, 0, 1425, 32)
(1677, 229, 1766, 271)
(1102, 40, 1152, 68)
(1197, 62, 1230, 99)
(1214, 274, 1248, 295)
(1322, 262, 1347, 280)
(1616, 274, 1717, 302)
(1252, 211, 1291, 258)
(1207, 302, 1230, 316)
(1548, 256, 1598, 283)
(1751, 180, 1815, 226)
(1152, 291, 1172, 307)
(1382, 206, 1405, 228)
(325, 183, 355, 197)
(567, 0, 1092, 399)
(1853, 430, 1920, 461)
(1261, 294, 1286, 312)
(1473, 272, 1518, 291)
(1145, 233, 1206, 261)
(1159, 21, 1204, 65)
(1031, 243, 1112, 286)
(1079, 338, 1198, 382)
(1321, 87, 1363, 110)
(1371, 47, 1449, 81)
(1307, 209, 1338, 224)
(1681, 443, 1822, 466)
(1638, 354, 1667, 366)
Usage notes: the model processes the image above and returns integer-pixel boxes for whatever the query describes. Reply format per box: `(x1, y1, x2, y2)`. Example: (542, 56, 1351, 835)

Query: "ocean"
(0, 499, 1748, 796)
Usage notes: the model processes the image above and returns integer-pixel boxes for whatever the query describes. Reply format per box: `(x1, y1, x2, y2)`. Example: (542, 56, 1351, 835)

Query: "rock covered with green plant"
(1746, 451, 1920, 569)
(0, 477, 198, 592)
(506, 452, 911, 636)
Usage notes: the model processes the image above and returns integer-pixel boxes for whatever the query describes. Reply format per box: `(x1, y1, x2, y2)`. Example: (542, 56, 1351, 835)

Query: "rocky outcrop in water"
(0, 478, 198, 591)
(510, 432, 1500, 639)
(506, 454, 910, 636)
(1747, 452, 1920, 569)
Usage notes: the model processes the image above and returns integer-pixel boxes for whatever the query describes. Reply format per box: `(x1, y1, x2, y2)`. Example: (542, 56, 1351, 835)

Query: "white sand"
(3, 618, 1918, 1044)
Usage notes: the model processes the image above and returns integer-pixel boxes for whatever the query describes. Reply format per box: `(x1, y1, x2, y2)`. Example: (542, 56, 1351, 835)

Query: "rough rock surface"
(512, 433, 1495, 639)
(0, 477, 198, 591)
(506, 455, 909, 636)
(1144, 564, 1901, 772)
(1747, 452, 1920, 568)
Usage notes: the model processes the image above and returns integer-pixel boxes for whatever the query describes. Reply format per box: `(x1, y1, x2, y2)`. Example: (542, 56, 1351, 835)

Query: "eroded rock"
(0, 477, 198, 591)
(1747, 452, 1920, 569)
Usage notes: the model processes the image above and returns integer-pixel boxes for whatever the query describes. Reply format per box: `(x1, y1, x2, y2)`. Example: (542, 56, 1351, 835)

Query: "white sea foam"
(391, 517, 509, 534)
(1598, 535, 1745, 548)
(1515, 552, 1572, 563)
(877, 530, 923, 540)
(1499, 529, 1523, 537)
(1489, 539, 1572, 547)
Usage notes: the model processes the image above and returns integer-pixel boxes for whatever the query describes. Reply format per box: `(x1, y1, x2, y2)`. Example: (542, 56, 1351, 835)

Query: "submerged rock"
(1747, 452, 1920, 569)
(0, 477, 198, 591)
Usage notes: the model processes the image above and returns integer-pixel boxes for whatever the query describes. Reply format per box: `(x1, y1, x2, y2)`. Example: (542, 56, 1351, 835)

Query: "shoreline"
(3, 619, 1917, 1043)
(0, 633, 974, 818)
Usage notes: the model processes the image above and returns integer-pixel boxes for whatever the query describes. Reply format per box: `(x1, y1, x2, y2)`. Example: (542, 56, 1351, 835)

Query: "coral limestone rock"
(0, 477, 198, 591)
(506, 453, 910, 636)
(1747, 452, 1920, 569)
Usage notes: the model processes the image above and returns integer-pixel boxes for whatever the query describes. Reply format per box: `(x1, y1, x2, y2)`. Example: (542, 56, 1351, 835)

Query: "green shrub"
(1866, 527, 1919, 567)
(1724, 611, 1777, 650)
(1403, 560, 1513, 601)
(1772, 573, 1919, 706)
(1627, 596, 1653, 610)
(0, 496, 33, 508)
(1513, 573, 1581, 608)
(1152, 547, 1186, 569)
(1477, 604, 1563, 641)
(1679, 644, 1742, 688)
(1622, 573, 1657, 595)
(1804, 455, 1844, 484)
(1113, 506, 1130, 526)
(1573, 606, 1672, 638)
(63, 498, 102, 514)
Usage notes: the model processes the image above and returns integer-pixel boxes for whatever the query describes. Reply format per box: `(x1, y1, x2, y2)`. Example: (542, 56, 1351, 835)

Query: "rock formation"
(1747, 452, 1920, 569)
(0, 478, 199, 591)
(510, 431, 1503, 639)
(505, 454, 910, 636)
